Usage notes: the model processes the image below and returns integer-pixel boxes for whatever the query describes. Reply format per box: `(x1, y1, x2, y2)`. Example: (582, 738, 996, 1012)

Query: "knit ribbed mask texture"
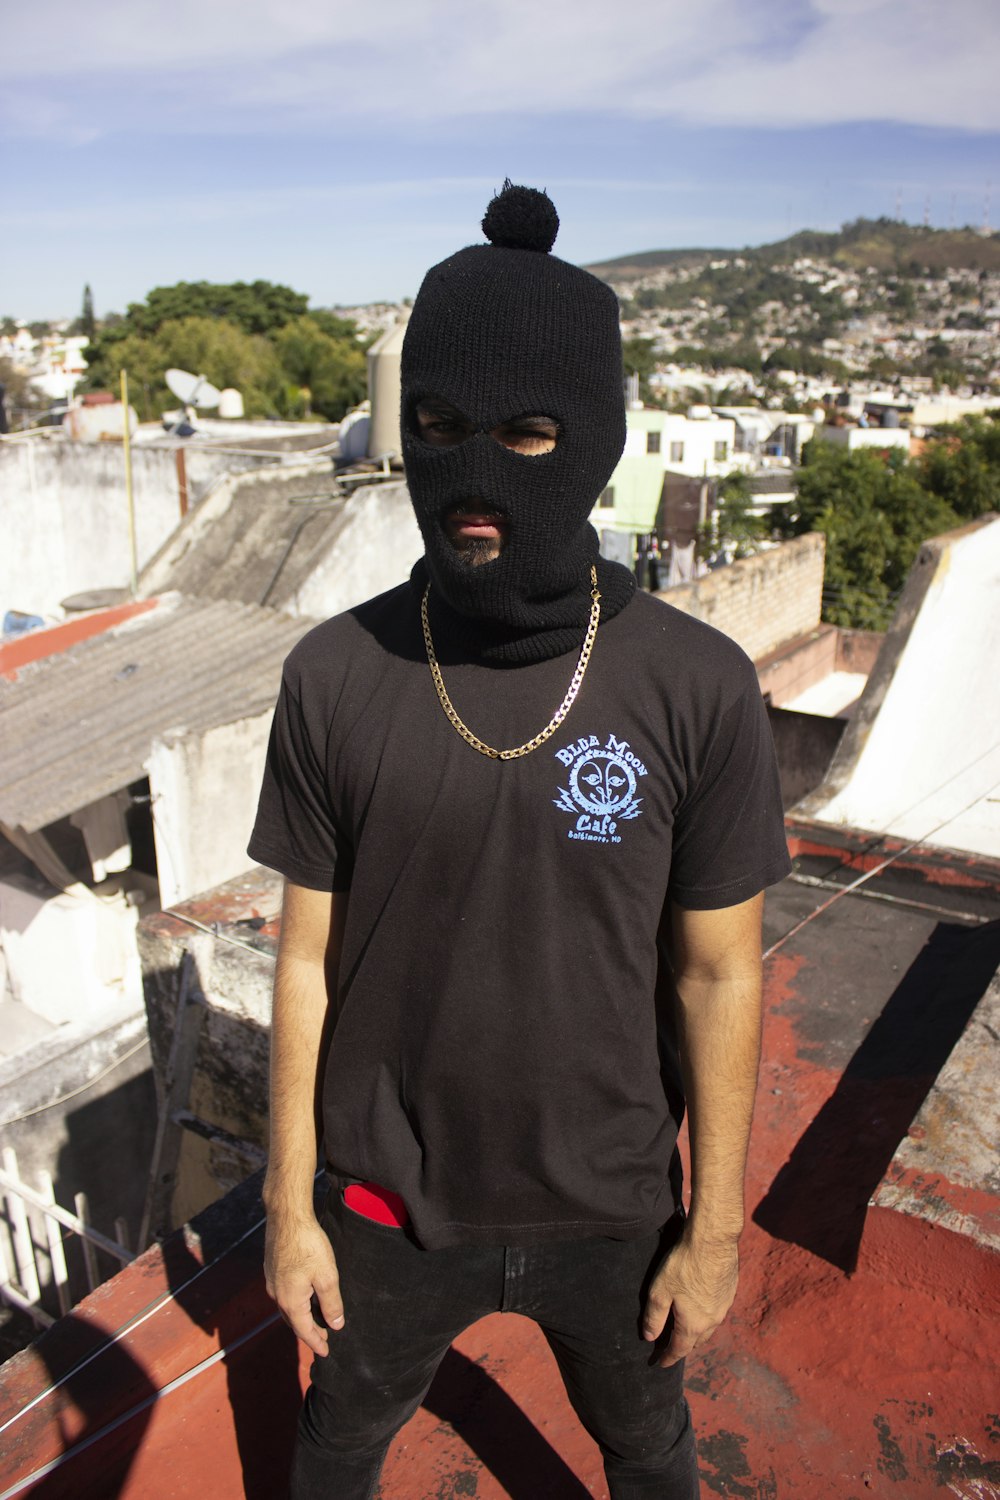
(401, 182, 634, 664)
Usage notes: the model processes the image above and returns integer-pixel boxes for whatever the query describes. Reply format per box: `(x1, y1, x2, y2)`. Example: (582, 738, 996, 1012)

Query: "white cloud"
(4, 0, 999, 138)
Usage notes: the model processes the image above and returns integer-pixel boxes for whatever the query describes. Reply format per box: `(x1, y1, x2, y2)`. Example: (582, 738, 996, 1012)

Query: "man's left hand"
(642, 1229, 740, 1368)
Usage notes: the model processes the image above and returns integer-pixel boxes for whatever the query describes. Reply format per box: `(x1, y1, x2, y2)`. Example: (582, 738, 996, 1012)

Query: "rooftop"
(1, 819, 998, 1498)
(137, 471, 418, 617)
(0, 595, 312, 834)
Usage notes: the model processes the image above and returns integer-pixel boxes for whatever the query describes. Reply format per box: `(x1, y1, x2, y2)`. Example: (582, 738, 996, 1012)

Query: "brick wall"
(657, 533, 825, 662)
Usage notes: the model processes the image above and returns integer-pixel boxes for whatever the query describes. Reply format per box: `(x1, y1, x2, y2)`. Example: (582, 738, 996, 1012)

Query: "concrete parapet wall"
(766, 706, 846, 809)
(138, 470, 421, 619)
(289, 482, 422, 619)
(656, 533, 825, 662)
(138, 867, 281, 1232)
(147, 712, 276, 911)
(834, 628, 883, 676)
(1, 438, 275, 620)
(802, 514, 1000, 858)
(756, 623, 839, 707)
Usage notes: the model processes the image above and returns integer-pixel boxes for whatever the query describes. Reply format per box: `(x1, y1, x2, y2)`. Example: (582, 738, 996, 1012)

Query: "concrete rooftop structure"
(138, 468, 421, 620)
(803, 515, 1000, 861)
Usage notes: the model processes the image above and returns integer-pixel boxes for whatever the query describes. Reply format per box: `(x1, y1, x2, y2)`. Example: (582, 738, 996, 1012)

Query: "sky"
(4, 0, 1000, 321)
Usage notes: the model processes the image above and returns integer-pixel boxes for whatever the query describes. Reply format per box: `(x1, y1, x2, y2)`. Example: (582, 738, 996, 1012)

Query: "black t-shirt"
(248, 585, 790, 1249)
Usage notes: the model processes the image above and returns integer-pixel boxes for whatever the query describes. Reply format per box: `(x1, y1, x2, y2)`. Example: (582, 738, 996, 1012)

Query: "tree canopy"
(779, 414, 1000, 629)
(123, 280, 309, 337)
(80, 279, 368, 423)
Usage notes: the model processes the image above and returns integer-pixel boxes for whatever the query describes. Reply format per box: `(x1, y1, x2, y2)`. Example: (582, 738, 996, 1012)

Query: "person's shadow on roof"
(13, 1312, 156, 1498)
(755, 917, 1000, 1270)
(158, 1168, 303, 1500)
(421, 1346, 594, 1499)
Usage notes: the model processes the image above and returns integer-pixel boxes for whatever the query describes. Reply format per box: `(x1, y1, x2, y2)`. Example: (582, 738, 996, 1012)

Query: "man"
(248, 181, 790, 1499)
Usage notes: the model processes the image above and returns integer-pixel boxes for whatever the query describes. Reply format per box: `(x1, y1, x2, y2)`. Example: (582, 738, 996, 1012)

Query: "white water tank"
(218, 388, 244, 419)
(367, 308, 410, 463)
(339, 403, 372, 463)
(687, 404, 712, 421)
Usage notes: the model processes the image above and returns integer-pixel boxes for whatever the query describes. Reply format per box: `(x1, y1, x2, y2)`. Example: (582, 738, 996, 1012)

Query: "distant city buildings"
(0, 325, 90, 409)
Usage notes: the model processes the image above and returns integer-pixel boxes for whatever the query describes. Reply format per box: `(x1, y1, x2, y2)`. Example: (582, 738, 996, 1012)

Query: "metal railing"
(0, 1147, 134, 1329)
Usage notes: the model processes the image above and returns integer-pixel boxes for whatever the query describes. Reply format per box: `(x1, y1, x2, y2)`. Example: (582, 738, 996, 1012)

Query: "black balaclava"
(402, 180, 635, 664)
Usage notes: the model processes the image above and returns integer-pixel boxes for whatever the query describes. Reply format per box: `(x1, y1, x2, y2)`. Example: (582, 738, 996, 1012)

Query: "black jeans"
(290, 1189, 700, 1499)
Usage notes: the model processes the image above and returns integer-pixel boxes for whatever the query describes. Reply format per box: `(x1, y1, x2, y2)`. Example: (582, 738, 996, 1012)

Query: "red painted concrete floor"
(2, 824, 999, 1498)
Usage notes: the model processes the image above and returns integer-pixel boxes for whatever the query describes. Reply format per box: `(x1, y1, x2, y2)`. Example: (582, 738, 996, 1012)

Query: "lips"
(446, 505, 509, 537)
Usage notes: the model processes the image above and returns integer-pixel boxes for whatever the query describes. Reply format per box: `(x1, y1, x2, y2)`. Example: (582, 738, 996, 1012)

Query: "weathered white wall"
(290, 481, 422, 618)
(0, 439, 275, 619)
(814, 517, 1000, 858)
(147, 712, 274, 910)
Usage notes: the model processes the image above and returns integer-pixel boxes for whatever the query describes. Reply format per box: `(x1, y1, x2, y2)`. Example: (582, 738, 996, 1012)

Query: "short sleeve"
(668, 674, 790, 910)
(247, 672, 354, 892)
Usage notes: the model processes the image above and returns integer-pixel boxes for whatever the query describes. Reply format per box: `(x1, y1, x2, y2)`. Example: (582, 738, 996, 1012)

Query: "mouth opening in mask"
(443, 502, 510, 565)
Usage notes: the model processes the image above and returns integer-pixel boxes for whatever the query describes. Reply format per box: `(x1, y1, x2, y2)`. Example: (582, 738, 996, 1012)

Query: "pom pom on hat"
(481, 179, 559, 253)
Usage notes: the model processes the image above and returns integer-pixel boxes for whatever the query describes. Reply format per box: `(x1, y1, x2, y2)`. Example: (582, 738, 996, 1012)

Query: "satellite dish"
(165, 368, 221, 409)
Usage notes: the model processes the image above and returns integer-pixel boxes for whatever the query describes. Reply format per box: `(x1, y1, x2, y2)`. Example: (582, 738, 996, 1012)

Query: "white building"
(596, 406, 744, 540)
(817, 425, 911, 455)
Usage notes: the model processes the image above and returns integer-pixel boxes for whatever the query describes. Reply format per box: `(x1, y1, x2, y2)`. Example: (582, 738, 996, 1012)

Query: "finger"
(659, 1314, 716, 1374)
(641, 1290, 673, 1343)
(284, 1294, 332, 1357)
(658, 1313, 705, 1368)
(314, 1269, 345, 1333)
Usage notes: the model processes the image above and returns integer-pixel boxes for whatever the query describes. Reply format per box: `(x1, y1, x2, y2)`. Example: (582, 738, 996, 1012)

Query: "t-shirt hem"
(245, 837, 349, 893)
(407, 1201, 678, 1250)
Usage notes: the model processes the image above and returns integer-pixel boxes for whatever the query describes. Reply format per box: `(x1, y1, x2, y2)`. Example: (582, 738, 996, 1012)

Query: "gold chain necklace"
(420, 566, 601, 761)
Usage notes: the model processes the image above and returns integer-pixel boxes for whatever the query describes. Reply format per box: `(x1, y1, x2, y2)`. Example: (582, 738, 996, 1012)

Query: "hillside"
(586, 218, 1000, 282)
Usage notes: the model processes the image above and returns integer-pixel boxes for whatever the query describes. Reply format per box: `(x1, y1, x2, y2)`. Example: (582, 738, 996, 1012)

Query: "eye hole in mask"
(413, 398, 561, 456)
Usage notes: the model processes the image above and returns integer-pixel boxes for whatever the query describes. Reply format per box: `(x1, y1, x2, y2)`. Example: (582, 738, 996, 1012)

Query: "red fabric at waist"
(343, 1181, 410, 1227)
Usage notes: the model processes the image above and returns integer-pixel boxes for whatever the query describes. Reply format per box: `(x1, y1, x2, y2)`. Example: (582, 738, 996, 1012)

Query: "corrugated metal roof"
(0, 595, 314, 833)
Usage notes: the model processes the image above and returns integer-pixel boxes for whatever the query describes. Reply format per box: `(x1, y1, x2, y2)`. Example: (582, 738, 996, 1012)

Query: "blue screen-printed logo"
(553, 733, 646, 843)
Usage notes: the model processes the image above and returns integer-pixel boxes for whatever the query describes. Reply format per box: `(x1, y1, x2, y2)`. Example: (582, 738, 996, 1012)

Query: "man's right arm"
(263, 880, 348, 1356)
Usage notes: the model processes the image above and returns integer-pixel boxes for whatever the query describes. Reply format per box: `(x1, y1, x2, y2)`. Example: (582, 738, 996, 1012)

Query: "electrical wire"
(0, 1165, 323, 1443)
(0, 1038, 149, 1128)
(0, 1311, 282, 1500)
(768, 759, 1000, 959)
(160, 907, 277, 959)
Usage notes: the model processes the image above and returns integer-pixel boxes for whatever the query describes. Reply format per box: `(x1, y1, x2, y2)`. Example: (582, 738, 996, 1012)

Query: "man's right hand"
(264, 1208, 344, 1357)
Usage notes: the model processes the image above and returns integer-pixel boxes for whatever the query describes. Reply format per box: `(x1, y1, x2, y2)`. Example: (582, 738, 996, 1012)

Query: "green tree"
(621, 336, 661, 403)
(786, 442, 959, 628)
(89, 316, 287, 420)
(308, 308, 364, 343)
(81, 280, 367, 422)
(83, 279, 311, 394)
(77, 284, 96, 341)
(915, 412, 1000, 519)
(271, 316, 367, 421)
(701, 472, 769, 561)
(126, 279, 308, 336)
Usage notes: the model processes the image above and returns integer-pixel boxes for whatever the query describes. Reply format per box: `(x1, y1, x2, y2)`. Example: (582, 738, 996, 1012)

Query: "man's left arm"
(642, 892, 764, 1368)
